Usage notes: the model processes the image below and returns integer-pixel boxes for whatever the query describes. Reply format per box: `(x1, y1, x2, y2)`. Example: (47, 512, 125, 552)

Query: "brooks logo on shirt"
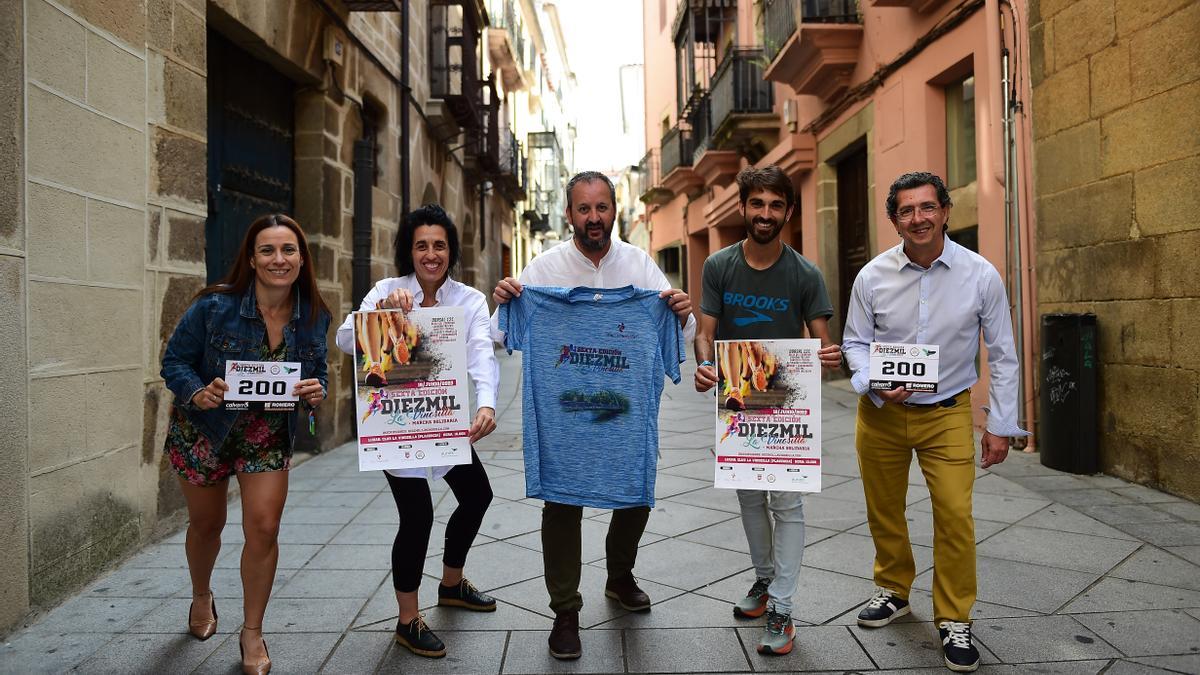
(724, 292, 790, 326)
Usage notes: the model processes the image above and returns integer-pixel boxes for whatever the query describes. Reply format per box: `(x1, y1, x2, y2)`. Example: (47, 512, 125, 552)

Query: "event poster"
(713, 339, 822, 492)
(352, 306, 471, 471)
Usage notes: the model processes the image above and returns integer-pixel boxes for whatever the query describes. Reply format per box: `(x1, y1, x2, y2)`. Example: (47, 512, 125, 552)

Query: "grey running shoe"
(756, 608, 795, 655)
(733, 577, 771, 618)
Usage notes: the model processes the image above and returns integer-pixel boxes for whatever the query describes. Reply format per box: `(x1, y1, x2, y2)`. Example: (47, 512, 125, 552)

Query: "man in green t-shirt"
(694, 165, 842, 656)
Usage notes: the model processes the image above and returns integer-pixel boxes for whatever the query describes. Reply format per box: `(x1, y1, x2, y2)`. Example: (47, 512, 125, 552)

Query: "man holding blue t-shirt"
(694, 165, 843, 657)
(492, 171, 695, 661)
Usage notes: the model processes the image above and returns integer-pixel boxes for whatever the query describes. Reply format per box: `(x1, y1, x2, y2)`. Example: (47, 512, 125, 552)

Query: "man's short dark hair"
(565, 171, 616, 209)
(885, 172, 953, 219)
(735, 165, 795, 211)
(393, 203, 461, 276)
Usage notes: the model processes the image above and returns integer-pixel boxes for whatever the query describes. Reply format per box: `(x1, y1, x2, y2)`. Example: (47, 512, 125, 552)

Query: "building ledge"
(763, 24, 863, 101)
(425, 98, 463, 139)
(640, 186, 675, 206)
(703, 133, 816, 229)
(704, 182, 744, 228)
(870, 0, 949, 12)
(758, 132, 817, 179)
(712, 113, 780, 163)
(693, 149, 742, 190)
(486, 28, 528, 92)
(661, 165, 705, 199)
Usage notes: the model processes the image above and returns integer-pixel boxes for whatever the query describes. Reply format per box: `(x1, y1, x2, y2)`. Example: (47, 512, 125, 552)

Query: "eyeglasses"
(895, 203, 941, 223)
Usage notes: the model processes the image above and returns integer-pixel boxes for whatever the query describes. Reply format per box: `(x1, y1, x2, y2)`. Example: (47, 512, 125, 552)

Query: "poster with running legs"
(713, 338, 822, 492)
(352, 306, 471, 471)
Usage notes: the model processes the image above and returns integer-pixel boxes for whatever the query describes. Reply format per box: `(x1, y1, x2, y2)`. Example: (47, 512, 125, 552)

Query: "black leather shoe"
(604, 574, 651, 612)
(437, 578, 496, 612)
(548, 610, 582, 660)
(394, 615, 446, 658)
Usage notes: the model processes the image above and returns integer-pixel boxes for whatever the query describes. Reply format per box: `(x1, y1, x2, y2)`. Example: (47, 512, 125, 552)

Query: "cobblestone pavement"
(3, 353, 1199, 674)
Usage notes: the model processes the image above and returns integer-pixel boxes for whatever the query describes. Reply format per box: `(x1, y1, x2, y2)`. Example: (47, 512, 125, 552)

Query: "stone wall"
(0, 0, 29, 633)
(23, 0, 159, 612)
(1030, 0, 1200, 499)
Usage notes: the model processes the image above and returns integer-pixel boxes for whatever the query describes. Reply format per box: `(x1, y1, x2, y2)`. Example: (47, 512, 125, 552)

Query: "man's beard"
(746, 217, 782, 245)
(574, 221, 610, 251)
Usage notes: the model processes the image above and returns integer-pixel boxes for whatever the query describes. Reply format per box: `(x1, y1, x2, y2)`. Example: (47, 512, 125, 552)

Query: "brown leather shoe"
(548, 610, 582, 660)
(604, 574, 651, 612)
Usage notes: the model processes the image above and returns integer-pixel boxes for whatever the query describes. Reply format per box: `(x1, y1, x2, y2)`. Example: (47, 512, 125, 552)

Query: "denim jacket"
(161, 284, 331, 449)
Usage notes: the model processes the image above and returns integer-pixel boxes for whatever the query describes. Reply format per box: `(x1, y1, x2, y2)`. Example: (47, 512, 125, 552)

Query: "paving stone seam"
(1012, 502, 1150, 544)
(190, 630, 237, 673)
(1123, 656, 1200, 675)
(1047, 543, 1152, 616)
(498, 629, 516, 675)
(845, 623, 883, 671)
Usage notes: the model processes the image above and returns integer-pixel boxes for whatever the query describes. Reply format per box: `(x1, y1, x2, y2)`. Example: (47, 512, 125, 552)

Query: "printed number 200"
(238, 380, 287, 396)
(881, 361, 926, 377)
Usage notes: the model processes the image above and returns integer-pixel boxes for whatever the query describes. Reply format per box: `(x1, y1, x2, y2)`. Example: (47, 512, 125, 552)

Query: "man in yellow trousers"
(842, 172, 1029, 673)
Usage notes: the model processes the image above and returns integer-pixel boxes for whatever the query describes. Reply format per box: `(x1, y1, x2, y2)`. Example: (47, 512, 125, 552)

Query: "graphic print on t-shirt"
(555, 343, 633, 421)
(722, 291, 791, 327)
(501, 286, 684, 509)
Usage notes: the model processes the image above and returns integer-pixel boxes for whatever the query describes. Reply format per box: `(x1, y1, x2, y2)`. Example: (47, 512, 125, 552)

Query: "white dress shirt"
(842, 236, 1029, 438)
(489, 238, 697, 344)
(336, 275, 500, 479)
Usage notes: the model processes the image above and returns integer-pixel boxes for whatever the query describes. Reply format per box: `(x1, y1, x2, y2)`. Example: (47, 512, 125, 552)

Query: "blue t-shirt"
(500, 286, 685, 509)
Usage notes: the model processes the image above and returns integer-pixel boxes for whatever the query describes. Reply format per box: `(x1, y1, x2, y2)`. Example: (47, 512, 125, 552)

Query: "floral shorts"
(164, 406, 291, 487)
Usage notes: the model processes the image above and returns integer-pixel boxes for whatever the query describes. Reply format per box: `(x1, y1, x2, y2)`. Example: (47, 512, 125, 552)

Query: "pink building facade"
(640, 0, 1037, 438)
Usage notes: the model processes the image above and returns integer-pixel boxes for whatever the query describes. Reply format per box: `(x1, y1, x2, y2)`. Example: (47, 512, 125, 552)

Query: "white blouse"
(336, 275, 500, 480)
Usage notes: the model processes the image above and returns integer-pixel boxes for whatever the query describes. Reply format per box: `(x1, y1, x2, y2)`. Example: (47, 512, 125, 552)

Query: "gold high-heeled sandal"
(188, 591, 218, 641)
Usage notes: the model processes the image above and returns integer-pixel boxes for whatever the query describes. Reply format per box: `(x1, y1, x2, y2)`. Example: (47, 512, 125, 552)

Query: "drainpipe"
(997, 0, 1027, 442)
(352, 136, 374, 307)
(984, 0, 1005, 184)
(401, 3, 411, 219)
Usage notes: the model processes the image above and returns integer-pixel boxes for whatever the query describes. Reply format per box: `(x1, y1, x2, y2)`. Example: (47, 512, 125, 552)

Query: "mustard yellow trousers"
(855, 390, 976, 623)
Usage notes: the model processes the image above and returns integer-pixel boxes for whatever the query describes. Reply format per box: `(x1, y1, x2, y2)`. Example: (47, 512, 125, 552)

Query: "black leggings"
(384, 449, 493, 592)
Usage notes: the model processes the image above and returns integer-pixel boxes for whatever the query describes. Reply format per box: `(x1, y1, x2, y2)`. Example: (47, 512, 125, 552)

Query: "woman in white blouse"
(335, 204, 498, 659)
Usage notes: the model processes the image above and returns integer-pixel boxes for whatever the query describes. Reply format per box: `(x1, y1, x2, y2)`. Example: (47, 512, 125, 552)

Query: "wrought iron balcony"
(464, 76, 500, 174)
(430, 1, 484, 128)
(638, 147, 674, 205)
(763, 0, 860, 64)
(871, 0, 949, 11)
(343, 0, 401, 9)
(709, 48, 775, 154)
(761, 0, 863, 101)
(684, 93, 713, 164)
(526, 130, 565, 235)
(495, 129, 524, 202)
(660, 125, 693, 179)
(486, 0, 529, 91)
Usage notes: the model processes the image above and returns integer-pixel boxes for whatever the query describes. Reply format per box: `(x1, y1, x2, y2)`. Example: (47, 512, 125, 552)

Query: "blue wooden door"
(205, 31, 295, 282)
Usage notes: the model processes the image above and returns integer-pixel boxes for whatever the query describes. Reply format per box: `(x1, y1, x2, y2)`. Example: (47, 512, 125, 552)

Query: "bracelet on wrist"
(699, 360, 714, 368)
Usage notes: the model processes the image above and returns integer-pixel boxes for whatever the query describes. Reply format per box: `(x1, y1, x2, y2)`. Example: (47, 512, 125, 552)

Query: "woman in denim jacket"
(161, 213, 330, 675)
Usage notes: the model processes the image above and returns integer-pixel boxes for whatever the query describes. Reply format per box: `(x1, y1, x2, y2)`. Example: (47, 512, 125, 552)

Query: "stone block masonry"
(1031, 0, 1200, 500)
